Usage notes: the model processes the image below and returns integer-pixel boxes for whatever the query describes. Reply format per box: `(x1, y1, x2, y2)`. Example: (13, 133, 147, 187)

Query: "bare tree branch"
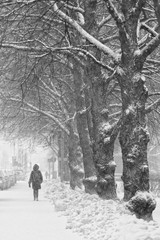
(9, 97, 69, 134)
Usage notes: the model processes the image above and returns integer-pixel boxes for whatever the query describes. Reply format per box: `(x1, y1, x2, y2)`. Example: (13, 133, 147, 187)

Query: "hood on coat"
(33, 164, 39, 171)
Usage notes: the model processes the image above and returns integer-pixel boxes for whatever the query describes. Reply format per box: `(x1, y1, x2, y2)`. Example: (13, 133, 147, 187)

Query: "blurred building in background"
(0, 141, 12, 170)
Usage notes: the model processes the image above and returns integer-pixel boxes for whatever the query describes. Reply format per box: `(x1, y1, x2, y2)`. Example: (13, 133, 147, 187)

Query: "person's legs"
(35, 189, 38, 201)
(33, 189, 36, 200)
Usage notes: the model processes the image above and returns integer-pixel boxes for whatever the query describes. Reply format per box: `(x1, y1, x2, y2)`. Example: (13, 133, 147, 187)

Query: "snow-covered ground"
(0, 181, 84, 240)
(45, 180, 160, 240)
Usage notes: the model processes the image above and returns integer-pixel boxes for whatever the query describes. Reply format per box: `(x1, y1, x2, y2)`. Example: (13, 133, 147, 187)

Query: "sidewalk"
(0, 181, 84, 240)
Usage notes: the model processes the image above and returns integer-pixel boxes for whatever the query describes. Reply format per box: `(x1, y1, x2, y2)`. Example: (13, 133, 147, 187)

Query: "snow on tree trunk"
(72, 66, 97, 194)
(119, 73, 150, 201)
(83, 46, 119, 199)
(92, 109, 118, 199)
(83, 50, 118, 198)
(67, 123, 84, 190)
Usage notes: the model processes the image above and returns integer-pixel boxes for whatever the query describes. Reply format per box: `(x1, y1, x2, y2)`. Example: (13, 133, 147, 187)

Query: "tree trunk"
(92, 109, 122, 199)
(82, 1, 118, 198)
(72, 66, 97, 194)
(119, 72, 150, 201)
(83, 49, 118, 199)
(67, 123, 84, 190)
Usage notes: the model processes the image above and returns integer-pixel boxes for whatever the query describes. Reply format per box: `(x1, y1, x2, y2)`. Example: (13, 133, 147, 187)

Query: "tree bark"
(83, 53, 119, 199)
(119, 72, 150, 201)
(82, 0, 118, 199)
(107, 1, 151, 201)
(67, 123, 84, 190)
(93, 110, 118, 199)
(72, 66, 97, 194)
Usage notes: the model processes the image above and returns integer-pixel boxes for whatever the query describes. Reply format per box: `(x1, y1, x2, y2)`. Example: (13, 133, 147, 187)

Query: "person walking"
(45, 171, 49, 180)
(28, 164, 43, 201)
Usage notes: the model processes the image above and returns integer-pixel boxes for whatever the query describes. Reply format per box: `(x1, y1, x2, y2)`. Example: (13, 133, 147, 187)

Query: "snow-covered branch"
(145, 98, 160, 114)
(136, 34, 160, 62)
(39, 79, 70, 115)
(71, 48, 114, 72)
(134, 0, 147, 17)
(146, 59, 160, 65)
(103, 0, 131, 56)
(141, 22, 159, 37)
(53, 3, 119, 62)
(9, 97, 69, 135)
(98, 15, 112, 29)
(60, 1, 84, 14)
(100, 34, 119, 44)
(109, 103, 122, 108)
(0, 43, 45, 53)
(148, 92, 160, 97)
(103, 0, 123, 26)
(153, 0, 160, 26)
(108, 111, 121, 119)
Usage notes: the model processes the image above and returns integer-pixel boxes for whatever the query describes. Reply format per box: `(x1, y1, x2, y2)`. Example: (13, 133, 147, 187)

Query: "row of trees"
(0, 0, 160, 203)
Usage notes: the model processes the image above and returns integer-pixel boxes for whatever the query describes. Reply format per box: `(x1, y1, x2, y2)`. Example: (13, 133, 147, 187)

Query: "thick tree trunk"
(67, 123, 84, 190)
(83, 48, 118, 199)
(92, 109, 121, 199)
(72, 66, 97, 194)
(83, 0, 118, 198)
(119, 73, 150, 201)
(83, 46, 118, 199)
(93, 126, 117, 198)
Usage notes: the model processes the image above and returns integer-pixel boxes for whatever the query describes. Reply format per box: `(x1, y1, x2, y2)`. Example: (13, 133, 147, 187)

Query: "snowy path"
(153, 198, 160, 224)
(0, 181, 84, 240)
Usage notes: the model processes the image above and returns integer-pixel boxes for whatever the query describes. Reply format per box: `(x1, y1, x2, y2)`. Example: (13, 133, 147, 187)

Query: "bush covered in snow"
(126, 191, 156, 221)
(45, 180, 160, 240)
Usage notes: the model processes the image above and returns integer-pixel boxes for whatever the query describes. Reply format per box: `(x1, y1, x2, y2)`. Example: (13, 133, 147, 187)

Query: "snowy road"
(0, 181, 83, 240)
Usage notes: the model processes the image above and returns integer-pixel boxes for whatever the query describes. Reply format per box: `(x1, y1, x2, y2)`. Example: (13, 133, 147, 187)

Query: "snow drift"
(45, 180, 160, 240)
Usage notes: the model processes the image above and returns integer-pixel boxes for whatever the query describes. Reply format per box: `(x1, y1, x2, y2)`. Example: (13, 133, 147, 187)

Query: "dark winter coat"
(29, 164, 43, 190)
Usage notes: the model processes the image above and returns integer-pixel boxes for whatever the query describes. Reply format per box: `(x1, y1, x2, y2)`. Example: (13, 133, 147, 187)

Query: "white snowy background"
(45, 180, 160, 240)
